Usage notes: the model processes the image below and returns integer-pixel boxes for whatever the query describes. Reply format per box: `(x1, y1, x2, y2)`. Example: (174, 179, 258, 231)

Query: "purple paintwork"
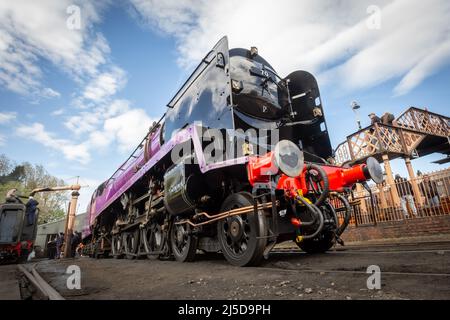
(83, 124, 249, 238)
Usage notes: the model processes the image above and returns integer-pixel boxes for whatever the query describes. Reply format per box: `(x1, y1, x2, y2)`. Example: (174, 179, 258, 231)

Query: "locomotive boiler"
(83, 37, 383, 266)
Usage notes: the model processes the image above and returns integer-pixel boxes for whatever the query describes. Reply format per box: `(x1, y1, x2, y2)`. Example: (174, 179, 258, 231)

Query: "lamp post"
(351, 101, 362, 130)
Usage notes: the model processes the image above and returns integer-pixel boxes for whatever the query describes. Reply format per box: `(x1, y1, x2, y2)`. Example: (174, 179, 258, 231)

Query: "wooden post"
(63, 191, 80, 258)
(355, 183, 368, 213)
(377, 183, 388, 209)
(63, 202, 70, 239)
(382, 153, 401, 207)
(405, 157, 424, 206)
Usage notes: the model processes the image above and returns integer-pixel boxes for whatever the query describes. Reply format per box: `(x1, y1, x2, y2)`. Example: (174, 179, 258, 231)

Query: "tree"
(0, 154, 13, 176)
(0, 154, 69, 223)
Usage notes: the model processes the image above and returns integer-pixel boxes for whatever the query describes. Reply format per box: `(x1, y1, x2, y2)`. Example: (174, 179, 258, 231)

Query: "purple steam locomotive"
(82, 37, 382, 266)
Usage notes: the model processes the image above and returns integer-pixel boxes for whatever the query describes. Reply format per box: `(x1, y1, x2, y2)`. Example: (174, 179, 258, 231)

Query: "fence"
(334, 167, 450, 227)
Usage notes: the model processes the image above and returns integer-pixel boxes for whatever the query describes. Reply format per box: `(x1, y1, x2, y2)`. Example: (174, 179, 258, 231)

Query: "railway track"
(261, 265, 450, 278)
(267, 244, 450, 279)
(271, 248, 450, 255)
(16, 264, 65, 300)
(271, 241, 450, 255)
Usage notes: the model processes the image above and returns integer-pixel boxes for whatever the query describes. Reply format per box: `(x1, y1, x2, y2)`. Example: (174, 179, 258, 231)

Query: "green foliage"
(0, 154, 68, 224)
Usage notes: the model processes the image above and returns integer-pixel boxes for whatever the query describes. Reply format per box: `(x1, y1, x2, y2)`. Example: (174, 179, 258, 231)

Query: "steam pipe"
(306, 163, 329, 207)
(335, 194, 352, 236)
(325, 200, 339, 229)
(295, 195, 324, 240)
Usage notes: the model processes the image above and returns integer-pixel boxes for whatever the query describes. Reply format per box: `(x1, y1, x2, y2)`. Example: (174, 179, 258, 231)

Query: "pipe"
(335, 194, 352, 236)
(306, 163, 329, 207)
(295, 196, 324, 240)
(176, 202, 275, 227)
(325, 200, 339, 229)
(290, 202, 318, 227)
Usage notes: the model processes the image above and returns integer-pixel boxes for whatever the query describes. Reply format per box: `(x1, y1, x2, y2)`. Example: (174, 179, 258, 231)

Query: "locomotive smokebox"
(163, 160, 204, 216)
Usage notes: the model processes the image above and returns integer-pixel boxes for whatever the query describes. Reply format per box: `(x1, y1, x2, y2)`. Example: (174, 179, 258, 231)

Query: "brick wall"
(341, 215, 450, 242)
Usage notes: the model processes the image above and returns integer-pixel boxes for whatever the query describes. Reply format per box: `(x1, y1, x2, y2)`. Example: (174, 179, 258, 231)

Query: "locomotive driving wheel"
(170, 219, 198, 262)
(217, 192, 268, 267)
(296, 230, 335, 254)
(123, 229, 139, 259)
(142, 223, 166, 260)
(111, 234, 123, 259)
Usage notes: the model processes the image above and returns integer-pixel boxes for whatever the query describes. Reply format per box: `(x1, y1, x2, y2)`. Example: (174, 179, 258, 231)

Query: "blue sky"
(1, 0, 449, 211)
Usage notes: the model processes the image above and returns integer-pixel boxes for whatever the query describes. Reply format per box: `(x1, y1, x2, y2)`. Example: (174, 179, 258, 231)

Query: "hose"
(335, 194, 352, 236)
(295, 195, 325, 240)
(290, 202, 317, 227)
(306, 163, 329, 207)
(325, 200, 339, 228)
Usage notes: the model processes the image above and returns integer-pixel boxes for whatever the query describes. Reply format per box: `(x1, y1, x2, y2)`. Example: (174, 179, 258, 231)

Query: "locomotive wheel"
(296, 231, 335, 254)
(124, 230, 140, 260)
(217, 192, 268, 267)
(142, 223, 165, 260)
(170, 221, 198, 262)
(111, 234, 123, 259)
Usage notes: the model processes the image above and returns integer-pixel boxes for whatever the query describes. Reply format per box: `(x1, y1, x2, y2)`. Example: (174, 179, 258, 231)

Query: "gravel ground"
(24, 240, 450, 300)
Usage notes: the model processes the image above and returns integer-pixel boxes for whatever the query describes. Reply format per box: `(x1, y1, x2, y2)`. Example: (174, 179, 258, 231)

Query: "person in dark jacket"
(419, 175, 440, 207)
(395, 174, 417, 217)
(47, 237, 57, 259)
(369, 112, 382, 125)
(70, 231, 81, 258)
(381, 112, 395, 125)
(25, 196, 39, 225)
(56, 232, 64, 259)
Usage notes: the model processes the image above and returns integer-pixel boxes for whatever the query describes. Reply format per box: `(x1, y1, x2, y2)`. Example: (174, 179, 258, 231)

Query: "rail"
(17, 264, 65, 300)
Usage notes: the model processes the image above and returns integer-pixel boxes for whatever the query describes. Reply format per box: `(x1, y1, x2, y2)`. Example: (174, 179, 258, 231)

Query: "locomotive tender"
(83, 37, 383, 266)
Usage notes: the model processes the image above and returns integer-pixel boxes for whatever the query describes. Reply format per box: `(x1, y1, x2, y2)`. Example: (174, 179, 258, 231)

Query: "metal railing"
(334, 168, 450, 227)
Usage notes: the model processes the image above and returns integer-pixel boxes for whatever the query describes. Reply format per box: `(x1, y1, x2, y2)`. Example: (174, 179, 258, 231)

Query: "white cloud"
(41, 87, 61, 99)
(65, 112, 101, 135)
(83, 67, 127, 102)
(0, 1, 115, 99)
(64, 99, 131, 135)
(0, 134, 5, 146)
(16, 123, 91, 164)
(51, 108, 65, 116)
(15, 102, 153, 164)
(102, 108, 154, 152)
(2, 1, 156, 169)
(393, 40, 450, 96)
(130, 0, 450, 95)
(0, 112, 16, 124)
